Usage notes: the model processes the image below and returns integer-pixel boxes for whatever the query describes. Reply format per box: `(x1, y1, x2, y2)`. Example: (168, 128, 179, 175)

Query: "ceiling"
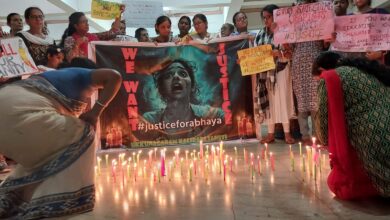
(1, 0, 390, 40)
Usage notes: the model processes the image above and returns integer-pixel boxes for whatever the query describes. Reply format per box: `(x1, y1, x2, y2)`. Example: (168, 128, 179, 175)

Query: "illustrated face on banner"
(157, 62, 193, 102)
(94, 37, 255, 147)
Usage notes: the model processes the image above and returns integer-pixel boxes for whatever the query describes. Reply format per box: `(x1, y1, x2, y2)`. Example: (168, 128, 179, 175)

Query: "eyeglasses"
(235, 16, 247, 23)
(29, 15, 45, 20)
(193, 21, 204, 27)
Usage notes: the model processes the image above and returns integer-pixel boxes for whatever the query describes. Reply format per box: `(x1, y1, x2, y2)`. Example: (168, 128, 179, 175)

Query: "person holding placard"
(289, 0, 327, 146)
(313, 51, 390, 199)
(6, 13, 23, 37)
(254, 4, 296, 144)
(60, 8, 124, 62)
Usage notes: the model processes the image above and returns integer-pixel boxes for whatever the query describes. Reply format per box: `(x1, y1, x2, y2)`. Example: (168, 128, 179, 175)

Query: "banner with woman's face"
(92, 37, 254, 148)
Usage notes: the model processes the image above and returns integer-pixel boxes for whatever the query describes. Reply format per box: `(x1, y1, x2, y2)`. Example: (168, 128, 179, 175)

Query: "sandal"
(260, 134, 275, 144)
(284, 133, 295, 144)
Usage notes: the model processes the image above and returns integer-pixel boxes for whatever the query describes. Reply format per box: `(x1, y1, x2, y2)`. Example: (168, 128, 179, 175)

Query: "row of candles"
(95, 137, 328, 186)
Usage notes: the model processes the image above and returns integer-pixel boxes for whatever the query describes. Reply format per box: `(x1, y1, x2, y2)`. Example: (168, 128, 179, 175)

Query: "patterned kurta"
(291, 41, 323, 112)
(316, 66, 390, 196)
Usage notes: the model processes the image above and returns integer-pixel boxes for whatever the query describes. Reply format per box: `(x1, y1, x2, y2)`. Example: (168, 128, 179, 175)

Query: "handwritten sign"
(273, 1, 334, 44)
(123, 0, 163, 28)
(237, 44, 275, 76)
(91, 0, 121, 20)
(0, 37, 38, 78)
(331, 14, 390, 52)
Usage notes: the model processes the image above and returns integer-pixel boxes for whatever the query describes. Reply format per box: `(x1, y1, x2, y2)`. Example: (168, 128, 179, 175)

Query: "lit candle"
(97, 157, 102, 175)
(299, 142, 302, 157)
(189, 164, 193, 182)
(194, 159, 197, 176)
(200, 140, 204, 159)
(112, 160, 117, 183)
(161, 150, 165, 177)
(230, 157, 233, 172)
(302, 155, 306, 173)
(158, 164, 161, 183)
(234, 146, 237, 157)
(132, 152, 136, 163)
(251, 161, 254, 182)
(244, 148, 247, 165)
(180, 158, 184, 177)
(312, 137, 316, 147)
(220, 141, 223, 159)
(127, 164, 130, 178)
(291, 151, 295, 172)
(223, 160, 226, 182)
(270, 152, 275, 171)
(257, 155, 262, 175)
(134, 163, 137, 182)
(154, 148, 157, 160)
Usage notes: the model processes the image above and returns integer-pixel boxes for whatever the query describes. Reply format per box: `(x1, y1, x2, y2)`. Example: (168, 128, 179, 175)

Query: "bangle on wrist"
(95, 100, 107, 108)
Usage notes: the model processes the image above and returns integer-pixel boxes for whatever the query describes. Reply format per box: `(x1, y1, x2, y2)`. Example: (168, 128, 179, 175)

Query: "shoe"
(301, 138, 312, 146)
(260, 134, 275, 144)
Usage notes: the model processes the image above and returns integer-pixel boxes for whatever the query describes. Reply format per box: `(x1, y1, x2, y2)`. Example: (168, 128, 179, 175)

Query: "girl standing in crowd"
(16, 7, 55, 66)
(152, 16, 173, 43)
(135, 27, 150, 42)
(232, 12, 255, 36)
(290, 0, 326, 146)
(6, 13, 23, 37)
(174, 16, 192, 42)
(254, 4, 296, 144)
(190, 14, 217, 43)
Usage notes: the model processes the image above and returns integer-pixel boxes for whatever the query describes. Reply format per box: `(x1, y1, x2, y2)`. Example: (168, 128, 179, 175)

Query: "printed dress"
(291, 41, 323, 112)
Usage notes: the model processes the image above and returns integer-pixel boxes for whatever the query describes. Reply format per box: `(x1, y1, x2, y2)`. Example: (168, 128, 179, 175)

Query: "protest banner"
(273, 1, 334, 44)
(237, 44, 275, 76)
(0, 37, 38, 78)
(122, 0, 163, 28)
(91, 0, 121, 20)
(331, 14, 390, 52)
(91, 37, 255, 148)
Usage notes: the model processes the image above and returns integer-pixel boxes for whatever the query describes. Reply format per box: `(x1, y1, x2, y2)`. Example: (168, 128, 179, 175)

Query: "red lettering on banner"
(122, 48, 138, 74)
(125, 61, 135, 73)
(217, 43, 232, 125)
(121, 48, 138, 60)
(128, 118, 138, 131)
(127, 106, 138, 118)
(127, 93, 137, 105)
(123, 81, 139, 93)
(123, 79, 139, 130)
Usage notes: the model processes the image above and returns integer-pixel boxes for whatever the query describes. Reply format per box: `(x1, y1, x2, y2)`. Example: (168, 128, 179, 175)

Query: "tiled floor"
(2, 139, 390, 220)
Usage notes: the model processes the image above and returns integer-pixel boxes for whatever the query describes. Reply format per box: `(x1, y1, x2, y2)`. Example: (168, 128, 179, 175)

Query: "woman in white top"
(189, 14, 217, 43)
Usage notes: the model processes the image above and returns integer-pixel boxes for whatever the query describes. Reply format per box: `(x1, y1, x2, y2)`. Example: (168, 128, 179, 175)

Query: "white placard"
(123, 1, 164, 28)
